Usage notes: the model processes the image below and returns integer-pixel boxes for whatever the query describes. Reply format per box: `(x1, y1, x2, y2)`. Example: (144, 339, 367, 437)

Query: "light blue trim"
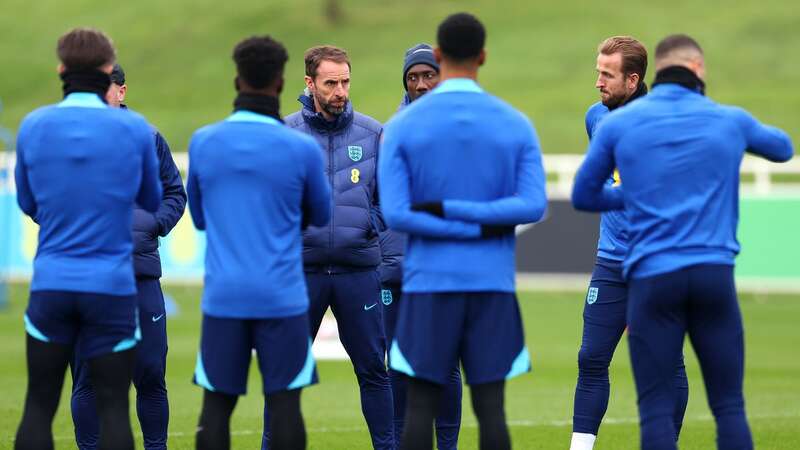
(112, 337, 137, 352)
(57, 92, 107, 108)
(432, 78, 484, 94)
(24, 314, 49, 342)
(226, 110, 281, 125)
(134, 306, 142, 341)
(389, 340, 416, 377)
(287, 338, 316, 389)
(506, 346, 531, 380)
(194, 351, 216, 391)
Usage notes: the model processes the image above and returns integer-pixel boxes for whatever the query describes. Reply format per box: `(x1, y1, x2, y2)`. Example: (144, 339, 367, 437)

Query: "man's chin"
(323, 106, 345, 116)
(601, 97, 622, 108)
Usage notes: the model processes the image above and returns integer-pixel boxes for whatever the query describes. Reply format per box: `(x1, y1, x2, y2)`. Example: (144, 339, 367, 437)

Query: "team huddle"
(11, 10, 793, 450)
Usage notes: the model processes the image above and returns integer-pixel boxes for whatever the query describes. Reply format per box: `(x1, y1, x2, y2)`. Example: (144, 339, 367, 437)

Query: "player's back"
(16, 93, 157, 295)
(608, 83, 792, 278)
(387, 79, 539, 291)
(189, 112, 328, 318)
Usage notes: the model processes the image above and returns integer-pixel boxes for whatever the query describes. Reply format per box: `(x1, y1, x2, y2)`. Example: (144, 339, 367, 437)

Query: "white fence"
(3, 152, 800, 198)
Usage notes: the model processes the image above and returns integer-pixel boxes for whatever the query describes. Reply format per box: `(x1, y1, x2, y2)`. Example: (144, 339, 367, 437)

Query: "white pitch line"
(40, 411, 798, 442)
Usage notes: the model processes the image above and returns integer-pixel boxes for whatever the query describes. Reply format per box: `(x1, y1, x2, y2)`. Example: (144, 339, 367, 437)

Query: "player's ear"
(57, 63, 65, 74)
(629, 72, 640, 90)
(478, 49, 486, 67)
(304, 75, 314, 92)
(433, 47, 443, 65)
(234, 76, 241, 92)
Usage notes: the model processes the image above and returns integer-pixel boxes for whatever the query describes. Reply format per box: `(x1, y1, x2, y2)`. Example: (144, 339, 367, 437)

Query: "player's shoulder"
(351, 111, 383, 136)
(189, 120, 226, 151)
(585, 101, 609, 123)
(713, 102, 751, 124)
(116, 107, 152, 130)
(18, 104, 57, 133)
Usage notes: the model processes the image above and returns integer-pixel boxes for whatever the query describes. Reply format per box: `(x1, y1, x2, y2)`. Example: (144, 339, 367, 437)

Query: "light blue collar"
(432, 78, 484, 94)
(225, 110, 282, 125)
(57, 92, 107, 109)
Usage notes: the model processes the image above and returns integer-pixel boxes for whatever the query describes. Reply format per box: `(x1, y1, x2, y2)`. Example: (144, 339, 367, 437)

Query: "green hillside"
(1, 0, 798, 152)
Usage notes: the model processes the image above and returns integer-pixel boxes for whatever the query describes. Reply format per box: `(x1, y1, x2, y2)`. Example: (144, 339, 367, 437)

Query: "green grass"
(1, 0, 798, 153)
(0, 283, 798, 448)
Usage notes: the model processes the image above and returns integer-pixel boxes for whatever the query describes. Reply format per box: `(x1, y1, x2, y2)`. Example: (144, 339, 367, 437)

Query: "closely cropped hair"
(598, 36, 648, 80)
(437, 12, 486, 61)
(56, 28, 116, 71)
(655, 34, 703, 59)
(233, 36, 289, 89)
(304, 46, 350, 79)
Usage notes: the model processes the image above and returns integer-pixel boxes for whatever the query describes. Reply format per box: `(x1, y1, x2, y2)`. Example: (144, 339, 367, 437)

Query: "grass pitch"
(0, 282, 798, 448)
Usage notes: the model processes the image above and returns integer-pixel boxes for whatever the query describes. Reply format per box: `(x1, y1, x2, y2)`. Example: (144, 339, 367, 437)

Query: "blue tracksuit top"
(187, 110, 331, 319)
(572, 83, 793, 279)
(284, 95, 383, 272)
(15, 92, 162, 295)
(585, 102, 628, 262)
(379, 78, 547, 293)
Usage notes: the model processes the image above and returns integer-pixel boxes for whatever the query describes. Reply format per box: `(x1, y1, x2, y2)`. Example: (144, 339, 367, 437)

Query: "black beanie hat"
(402, 43, 439, 91)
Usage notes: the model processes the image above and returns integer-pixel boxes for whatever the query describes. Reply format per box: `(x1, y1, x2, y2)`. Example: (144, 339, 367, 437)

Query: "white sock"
(570, 432, 597, 450)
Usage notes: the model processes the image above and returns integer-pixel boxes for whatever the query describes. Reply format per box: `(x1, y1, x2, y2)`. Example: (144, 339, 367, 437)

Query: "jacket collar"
(432, 78, 484, 95)
(298, 92, 354, 132)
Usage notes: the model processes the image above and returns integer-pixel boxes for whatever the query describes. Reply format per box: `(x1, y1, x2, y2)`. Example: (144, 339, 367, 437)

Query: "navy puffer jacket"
(285, 95, 383, 272)
(131, 128, 186, 278)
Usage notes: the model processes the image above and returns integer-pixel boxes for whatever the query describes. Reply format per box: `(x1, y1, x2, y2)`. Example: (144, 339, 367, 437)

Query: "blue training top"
(187, 110, 331, 319)
(585, 102, 628, 261)
(15, 92, 162, 295)
(379, 78, 547, 293)
(572, 83, 793, 279)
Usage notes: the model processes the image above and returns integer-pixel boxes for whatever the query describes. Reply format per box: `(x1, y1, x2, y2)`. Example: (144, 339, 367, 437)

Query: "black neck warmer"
(609, 81, 649, 111)
(652, 65, 705, 95)
(233, 93, 282, 122)
(60, 69, 111, 100)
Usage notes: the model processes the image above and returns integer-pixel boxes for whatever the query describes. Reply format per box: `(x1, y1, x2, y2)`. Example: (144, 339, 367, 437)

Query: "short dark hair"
(437, 13, 485, 61)
(56, 28, 116, 71)
(655, 34, 703, 60)
(598, 36, 648, 80)
(304, 46, 350, 79)
(233, 36, 289, 89)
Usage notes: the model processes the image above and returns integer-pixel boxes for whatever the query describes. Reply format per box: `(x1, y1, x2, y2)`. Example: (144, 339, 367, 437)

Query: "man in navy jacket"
(572, 34, 793, 450)
(262, 45, 394, 450)
(70, 63, 186, 450)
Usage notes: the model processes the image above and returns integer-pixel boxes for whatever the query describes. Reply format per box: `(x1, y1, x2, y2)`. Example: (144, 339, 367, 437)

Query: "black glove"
(480, 224, 516, 238)
(410, 202, 444, 217)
